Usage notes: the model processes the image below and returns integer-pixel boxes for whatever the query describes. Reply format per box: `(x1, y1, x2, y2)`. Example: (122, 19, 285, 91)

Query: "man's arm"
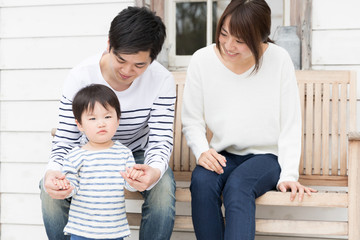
(45, 95, 81, 198)
(144, 74, 176, 189)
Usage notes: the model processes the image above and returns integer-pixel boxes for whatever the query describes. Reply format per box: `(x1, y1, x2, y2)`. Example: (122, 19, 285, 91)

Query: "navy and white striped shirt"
(49, 52, 176, 187)
(63, 141, 135, 239)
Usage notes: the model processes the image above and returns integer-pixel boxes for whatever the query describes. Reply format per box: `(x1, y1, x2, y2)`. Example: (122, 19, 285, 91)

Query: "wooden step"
(127, 213, 347, 235)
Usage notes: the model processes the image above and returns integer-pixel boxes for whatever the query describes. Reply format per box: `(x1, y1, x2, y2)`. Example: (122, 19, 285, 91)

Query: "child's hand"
(52, 178, 70, 190)
(124, 167, 145, 181)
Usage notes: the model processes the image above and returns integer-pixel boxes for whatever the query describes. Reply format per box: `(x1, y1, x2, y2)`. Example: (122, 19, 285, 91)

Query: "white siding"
(311, 0, 360, 129)
(0, 1, 134, 239)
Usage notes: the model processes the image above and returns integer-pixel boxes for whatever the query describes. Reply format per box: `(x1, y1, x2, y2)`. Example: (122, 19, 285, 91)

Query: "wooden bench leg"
(348, 136, 360, 239)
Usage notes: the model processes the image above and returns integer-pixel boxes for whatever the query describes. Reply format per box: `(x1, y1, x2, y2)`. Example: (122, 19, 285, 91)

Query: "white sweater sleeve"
(277, 58, 302, 186)
(181, 55, 210, 161)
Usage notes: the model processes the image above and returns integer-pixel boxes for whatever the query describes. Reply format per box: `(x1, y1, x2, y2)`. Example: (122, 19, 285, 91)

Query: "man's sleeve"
(144, 74, 176, 185)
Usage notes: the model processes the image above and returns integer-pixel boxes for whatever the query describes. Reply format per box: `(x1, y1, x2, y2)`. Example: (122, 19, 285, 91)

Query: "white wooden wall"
(0, 1, 134, 239)
(0, 0, 359, 240)
(312, 0, 360, 129)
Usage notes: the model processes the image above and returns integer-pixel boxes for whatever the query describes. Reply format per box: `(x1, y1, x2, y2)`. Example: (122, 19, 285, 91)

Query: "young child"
(54, 84, 142, 240)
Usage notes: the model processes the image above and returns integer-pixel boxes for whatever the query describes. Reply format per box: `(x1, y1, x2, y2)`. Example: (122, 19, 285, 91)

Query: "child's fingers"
(130, 170, 141, 180)
(130, 169, 145, 180)
(58, 179, 67, 190)
(127, 168, 137, 179)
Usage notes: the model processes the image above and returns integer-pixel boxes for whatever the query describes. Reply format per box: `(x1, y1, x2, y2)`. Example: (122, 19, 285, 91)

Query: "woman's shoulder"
(193, 44, 216, 58)
(266, 43, 292, 60)
(189, 45, 217, 66)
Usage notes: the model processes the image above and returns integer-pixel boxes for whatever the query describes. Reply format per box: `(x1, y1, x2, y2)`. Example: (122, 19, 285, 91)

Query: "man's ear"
(75, 119, 84, 132)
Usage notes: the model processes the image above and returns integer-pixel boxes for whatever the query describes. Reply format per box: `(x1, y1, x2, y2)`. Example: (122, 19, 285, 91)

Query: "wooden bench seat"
(125, 70, 360, 239)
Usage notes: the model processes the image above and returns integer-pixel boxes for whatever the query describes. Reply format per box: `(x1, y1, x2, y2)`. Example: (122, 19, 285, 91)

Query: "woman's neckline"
(212, 43, 270, 76)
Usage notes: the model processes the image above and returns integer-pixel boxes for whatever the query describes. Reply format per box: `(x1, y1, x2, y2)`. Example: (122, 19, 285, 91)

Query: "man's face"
(107, 49, 152, 91)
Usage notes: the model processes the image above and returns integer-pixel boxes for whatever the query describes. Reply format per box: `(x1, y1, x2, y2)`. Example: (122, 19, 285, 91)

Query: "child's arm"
(122, 150, 144, 192)
(62, 156, 80, 198)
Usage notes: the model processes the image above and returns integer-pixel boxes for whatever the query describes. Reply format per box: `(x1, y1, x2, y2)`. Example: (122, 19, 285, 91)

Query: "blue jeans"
(190, 151, 281, 240)
(70, 234, 123, 240)
(40, 150, 176, 240)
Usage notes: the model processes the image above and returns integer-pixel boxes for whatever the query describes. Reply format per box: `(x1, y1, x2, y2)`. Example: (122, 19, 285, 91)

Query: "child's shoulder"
(66, 146, 84, 156)
(112, 141, 132, 152)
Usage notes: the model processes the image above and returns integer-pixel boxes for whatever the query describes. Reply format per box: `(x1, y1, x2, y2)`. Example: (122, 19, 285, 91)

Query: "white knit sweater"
(181, 43, 301, 185)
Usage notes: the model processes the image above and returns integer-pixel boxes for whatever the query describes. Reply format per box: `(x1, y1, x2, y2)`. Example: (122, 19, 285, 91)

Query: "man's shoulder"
(71, 52, 102, 72)
(148, 60, 171, 76)
(139, 60, 174, 89)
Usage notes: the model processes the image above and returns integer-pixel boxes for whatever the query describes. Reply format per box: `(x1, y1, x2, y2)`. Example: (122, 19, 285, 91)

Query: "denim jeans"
(190, 151, 281, 240)
(40, 150, 176, 240)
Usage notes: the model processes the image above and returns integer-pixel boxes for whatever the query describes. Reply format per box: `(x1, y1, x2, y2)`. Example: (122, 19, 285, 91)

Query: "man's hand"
(198, 149, 226, 174)
(278, 181, 317, 202)
(44, 170, 74, 199)
(120, 164, 161, 192)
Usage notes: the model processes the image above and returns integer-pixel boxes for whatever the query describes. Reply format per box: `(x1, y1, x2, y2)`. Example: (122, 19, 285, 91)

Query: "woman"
(181, 0, 316, 239)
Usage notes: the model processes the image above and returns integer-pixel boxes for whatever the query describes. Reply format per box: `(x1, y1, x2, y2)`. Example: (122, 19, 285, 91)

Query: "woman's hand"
(278, 181, 317, 202)
(198, 149, 227, 174)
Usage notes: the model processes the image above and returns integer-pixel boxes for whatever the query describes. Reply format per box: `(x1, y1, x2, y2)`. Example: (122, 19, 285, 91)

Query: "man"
(40, 6, 176, 240)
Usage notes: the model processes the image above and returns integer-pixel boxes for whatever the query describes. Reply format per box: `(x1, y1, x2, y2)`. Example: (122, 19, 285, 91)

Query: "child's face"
(76, 102, 119, 146)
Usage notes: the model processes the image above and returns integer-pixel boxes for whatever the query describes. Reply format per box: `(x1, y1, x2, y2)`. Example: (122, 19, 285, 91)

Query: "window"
(166, 0, 283, 70)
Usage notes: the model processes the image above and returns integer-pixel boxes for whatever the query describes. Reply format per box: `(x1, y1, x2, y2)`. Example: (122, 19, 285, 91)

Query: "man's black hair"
(109, 6, 166, 62)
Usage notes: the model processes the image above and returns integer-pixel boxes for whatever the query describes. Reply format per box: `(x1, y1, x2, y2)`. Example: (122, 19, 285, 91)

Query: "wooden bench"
(125, 70, 360, 239)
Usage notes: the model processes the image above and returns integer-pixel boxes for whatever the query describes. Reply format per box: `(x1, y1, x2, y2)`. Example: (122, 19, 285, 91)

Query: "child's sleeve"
(124, 150, 137, 192)
(62, 155, 80, 198)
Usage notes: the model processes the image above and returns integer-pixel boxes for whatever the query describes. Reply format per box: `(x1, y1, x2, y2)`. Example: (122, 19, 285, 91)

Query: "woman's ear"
(107, 39, 110, 53)
(75, 119, 84, 132)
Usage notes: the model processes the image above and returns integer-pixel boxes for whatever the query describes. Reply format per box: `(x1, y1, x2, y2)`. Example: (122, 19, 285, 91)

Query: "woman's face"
(218, 16, 253, 63)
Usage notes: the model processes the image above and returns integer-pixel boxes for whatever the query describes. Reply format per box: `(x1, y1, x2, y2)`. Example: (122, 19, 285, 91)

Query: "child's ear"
(75, 119, 84, 132)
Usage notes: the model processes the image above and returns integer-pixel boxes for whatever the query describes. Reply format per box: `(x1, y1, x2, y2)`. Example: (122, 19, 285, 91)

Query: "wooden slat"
(322, 83, 330, 175)
(339, 83, 347, 175)
(174, 171, 192, 182)
(298, 82, 305, 174)
(296, 70, 352, 84)
(173, 83, 184, 171)
(331, 83, 339, 175)
(181, 134, 190, 171)
(305, 83, 314, 175)
(349, 72, 357, 131)
(313, 83, 322, 174)
(299, 175, 347, 187)
(256, 191, 348, 208)
(256, 219, 348, 236)
(127, 213, 194, 231)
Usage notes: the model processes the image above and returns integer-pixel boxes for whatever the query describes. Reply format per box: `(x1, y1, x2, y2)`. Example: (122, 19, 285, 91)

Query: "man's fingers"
(47, 187, 73, 199)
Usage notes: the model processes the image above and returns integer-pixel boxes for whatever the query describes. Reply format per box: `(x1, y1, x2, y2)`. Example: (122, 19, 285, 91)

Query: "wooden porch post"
(290, 0, 312, 70)
(151, 0, 165, 20)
